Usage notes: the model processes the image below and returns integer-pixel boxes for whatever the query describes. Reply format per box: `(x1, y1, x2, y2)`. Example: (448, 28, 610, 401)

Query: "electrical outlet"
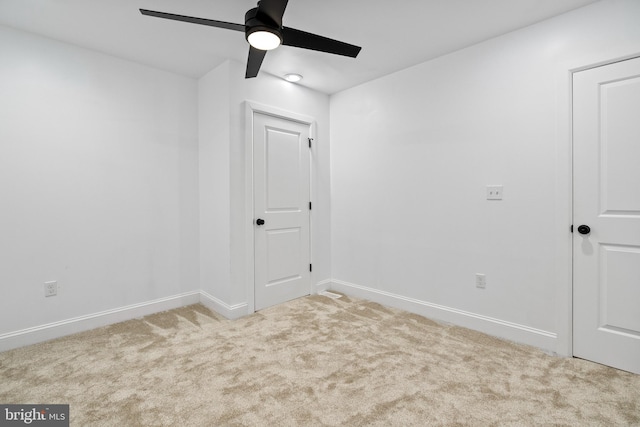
(486, 185, 503, 200)
(475, 274, 486, 289)
(45, 281, 57, 297)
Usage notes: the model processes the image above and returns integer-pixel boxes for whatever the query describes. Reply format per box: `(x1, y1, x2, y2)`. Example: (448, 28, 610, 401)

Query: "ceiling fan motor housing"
(245, 7, 283, 46)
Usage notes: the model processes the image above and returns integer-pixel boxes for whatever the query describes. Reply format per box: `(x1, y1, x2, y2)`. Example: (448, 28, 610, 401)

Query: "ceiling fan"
(140, 0, 362, 78)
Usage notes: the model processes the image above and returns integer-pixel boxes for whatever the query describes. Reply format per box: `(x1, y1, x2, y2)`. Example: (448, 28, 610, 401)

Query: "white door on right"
(573, 56, 640, 374)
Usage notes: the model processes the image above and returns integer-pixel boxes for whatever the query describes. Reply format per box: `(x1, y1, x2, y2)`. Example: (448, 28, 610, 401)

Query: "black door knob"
(256, 218, 265, 226)
(577, 225, 591, 235)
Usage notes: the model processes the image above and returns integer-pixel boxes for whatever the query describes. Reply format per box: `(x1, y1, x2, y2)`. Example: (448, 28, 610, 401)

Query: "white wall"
(198, 60, 331, 315)
(7, 0, 637, 356)
(0, 24, 329, 348)
(329, 0, 640, 355)
(0, 26, 199, 343)
(198, 62, 232, 305)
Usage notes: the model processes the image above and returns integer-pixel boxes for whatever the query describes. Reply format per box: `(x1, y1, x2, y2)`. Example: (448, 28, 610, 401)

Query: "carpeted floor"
(0, 293, 638, 426)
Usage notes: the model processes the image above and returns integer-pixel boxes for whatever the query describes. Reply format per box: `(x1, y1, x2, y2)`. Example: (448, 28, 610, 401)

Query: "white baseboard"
(0, 291, 201, 353)
(315, 279, 332, 294)
(199, 291, 248, 320)
(1, 281, 556, 354)
(330, 279, 557, 352)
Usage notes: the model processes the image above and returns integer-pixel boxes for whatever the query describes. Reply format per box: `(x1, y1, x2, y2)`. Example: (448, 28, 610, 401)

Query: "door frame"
(567, 52, 640, 358)
(244, 101, 316, 314)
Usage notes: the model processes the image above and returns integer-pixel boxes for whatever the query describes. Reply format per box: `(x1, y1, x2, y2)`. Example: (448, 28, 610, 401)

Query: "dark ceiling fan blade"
(282, 27, 361, 58)
(140, 9, 245, 32)
(256, 0, 289, 27)
(246, 46, 268, 78)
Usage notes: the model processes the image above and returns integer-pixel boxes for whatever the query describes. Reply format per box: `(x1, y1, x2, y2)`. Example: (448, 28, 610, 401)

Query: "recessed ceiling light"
(284, 73, 303, 83)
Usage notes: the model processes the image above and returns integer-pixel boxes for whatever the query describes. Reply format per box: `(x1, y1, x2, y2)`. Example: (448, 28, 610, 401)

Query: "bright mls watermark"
(0, 405, 68, 426)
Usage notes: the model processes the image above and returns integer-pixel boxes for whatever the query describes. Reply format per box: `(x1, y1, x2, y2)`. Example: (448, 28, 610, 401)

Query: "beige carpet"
(1, 294, 638, 426)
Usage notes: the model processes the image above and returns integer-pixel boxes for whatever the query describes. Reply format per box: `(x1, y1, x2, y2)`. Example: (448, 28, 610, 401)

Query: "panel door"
(253, 112, 311, 311)
(573, 56, 640, 374)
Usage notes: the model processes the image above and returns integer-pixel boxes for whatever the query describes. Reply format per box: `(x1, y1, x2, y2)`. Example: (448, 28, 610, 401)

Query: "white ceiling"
(0, 0, 599, 94)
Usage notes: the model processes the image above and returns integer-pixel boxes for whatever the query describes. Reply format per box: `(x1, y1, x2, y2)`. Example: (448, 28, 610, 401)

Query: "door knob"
(256, 218, 265, 226)
(577, 224, 591, 235)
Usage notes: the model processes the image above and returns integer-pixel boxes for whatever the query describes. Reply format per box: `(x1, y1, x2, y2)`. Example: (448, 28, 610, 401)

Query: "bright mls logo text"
(1, 405, 69, 426)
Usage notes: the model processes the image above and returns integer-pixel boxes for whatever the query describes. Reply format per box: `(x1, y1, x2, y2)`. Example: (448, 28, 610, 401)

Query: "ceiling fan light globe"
(248, 30, 281, 50)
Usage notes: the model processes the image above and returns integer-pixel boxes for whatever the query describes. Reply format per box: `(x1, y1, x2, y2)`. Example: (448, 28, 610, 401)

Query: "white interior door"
(253, 112, 311, 311)
(573, 57, 640, 374)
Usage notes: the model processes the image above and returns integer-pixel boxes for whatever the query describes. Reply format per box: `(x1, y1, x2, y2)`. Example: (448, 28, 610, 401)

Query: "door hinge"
(570, 224, 573, 233)
(309, 264, 312, 272)
(309, 201, 312, 210)
(308, 137, 314, 148)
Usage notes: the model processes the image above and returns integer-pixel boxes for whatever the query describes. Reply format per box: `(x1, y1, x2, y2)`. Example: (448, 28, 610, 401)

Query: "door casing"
(244, 101, 316, 314)
(569, 53, 640, 360)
